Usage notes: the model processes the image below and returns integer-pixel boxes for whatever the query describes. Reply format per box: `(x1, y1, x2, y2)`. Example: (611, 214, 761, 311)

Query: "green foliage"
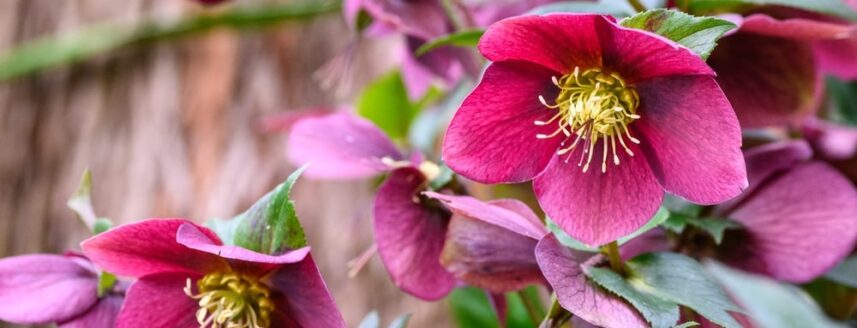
(448, 286, 540, 328)
(0, 2, 340, 81)
(67, 169, 113, 234)
(415, 30, 484, 56)
(689, 0, 857, 21)
(232, 166, 309, 254)
(547, 207, 670, 251)
(825, 77, 857, 126)
(825, 256, 857, 289)
(357, 71, 440, 141)
(587, 267, 680, 328)
(621, 9, 736, 59)
(664, 213, 740, 245)
(97, 272, 117, 298)
(708, 262, 846, 328)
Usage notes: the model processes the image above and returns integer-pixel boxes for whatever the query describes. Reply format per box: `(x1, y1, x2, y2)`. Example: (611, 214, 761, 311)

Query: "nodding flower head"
(185, 272, 275, 328)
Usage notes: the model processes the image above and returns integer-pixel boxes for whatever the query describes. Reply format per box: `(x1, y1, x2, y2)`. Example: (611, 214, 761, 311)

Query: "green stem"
(603, 241, 627, 276)
(540, 295, 572, 328)
(627, 0, 647, 12)
(441, 0, 467, 31)
(517, 290, 544, 325)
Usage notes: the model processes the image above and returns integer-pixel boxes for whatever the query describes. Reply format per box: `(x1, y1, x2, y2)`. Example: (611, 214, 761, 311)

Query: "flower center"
(536, 67, 641, 173)
(184, 272, 275, 328)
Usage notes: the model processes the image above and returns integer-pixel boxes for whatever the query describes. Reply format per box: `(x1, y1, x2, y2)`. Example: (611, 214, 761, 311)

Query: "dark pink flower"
(709, 141, 857, 283)
(443, 13, 747, 246)
(82, 219, 344, 328)
(0, 254, 122, 327)
(425, 192, 548, 293)
(803, 119, 857, 160)
(709, 8, 857, 127)
(535, 235, 648, 328)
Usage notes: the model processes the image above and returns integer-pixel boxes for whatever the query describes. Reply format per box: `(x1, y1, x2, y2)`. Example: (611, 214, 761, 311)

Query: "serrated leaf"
(233, 166, 308, 254)
(586, 267, 680, 328)
(359, 311, 381, 328)
(689, 0, 857, 21)
(627, 253, 742, 328)
(548, 207, 670, 251)
(415, 30, 483, 56)
(708, 262, 847, 328)
(620, 9, 736, 59)
(825, 256, 857, 289)
(356, 71, 422, 140)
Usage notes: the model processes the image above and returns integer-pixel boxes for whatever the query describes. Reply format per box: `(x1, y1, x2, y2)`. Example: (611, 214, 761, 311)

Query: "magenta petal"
(267, 255, 346, 328)
(0, 255, 98, 324)
(709, 32, 821, 127)
(814, 37, 857, 80)
(443, 61, 562, 184)
(287, 113, 403, 179)
(635, 75, 747, 204)
(115, 273, 200, 328)
(177, 223, 310, 264)
(424, 192, 546, 239)
(440, 214, 545, 293)
(535, 235, 647, 328)
(82, 219, 227, 278)
(805, 120, 857, 160)
(724, 162, 857, 282)
(373, 167, 455, 300)
(477, 14, 604, 74)
(740, 14, 856, 41)
(596, 18, 715, 83)
(361, 0, 449, 40)
(59, 295, 122, 328)
(534, 143, 663, 247)
(488, 293, 508, 328)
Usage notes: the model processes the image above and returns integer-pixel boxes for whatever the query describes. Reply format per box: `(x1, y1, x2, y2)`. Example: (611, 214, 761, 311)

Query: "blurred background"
(0, 0, 450, 326)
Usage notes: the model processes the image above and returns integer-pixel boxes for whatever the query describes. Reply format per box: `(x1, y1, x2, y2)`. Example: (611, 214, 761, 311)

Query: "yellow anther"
(184, 272, 274, 328)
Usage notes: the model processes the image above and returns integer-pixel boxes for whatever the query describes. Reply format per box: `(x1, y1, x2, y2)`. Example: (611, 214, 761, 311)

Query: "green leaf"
(448, 287, 538, 328)
(825, 77, 857, 126)
(67, 169, 113, 234)
(233, 165, 308, 254)
(547, 207, 670, 251)
(825, 256, 857, 289)
(97, 272, 117, 297)
(92, 218, 113, 235)
(620, 9, 736, 59)
(686, 217, 740, 244)
(359, 311, 381, 328)
(415, 30, 484, 56)
(626, 253, 742, 328)
(707, 262, 847, 328)
(0, 2, 341, 81)
(527, 0, 637, 17)
(587, 267, 680, 328)
(356, 71, 423, 141)
(689, 0, 857, 21)
(388, 314, 412, 328)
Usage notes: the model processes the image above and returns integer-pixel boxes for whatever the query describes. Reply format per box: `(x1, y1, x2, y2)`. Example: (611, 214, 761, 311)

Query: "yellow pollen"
(536, 67, 641, 173)
(184, 272, 275, 328)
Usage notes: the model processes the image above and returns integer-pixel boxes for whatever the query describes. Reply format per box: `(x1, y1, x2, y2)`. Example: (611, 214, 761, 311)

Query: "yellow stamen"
(537, 67, 641, 173)
(184, 272, 275, 328)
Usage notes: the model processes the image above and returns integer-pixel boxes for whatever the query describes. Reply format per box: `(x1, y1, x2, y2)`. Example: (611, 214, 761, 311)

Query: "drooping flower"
(424, 192, 548, 293)
(443, 13, 747, 246)
(0, 253, 123, 328)
(708, 7, 857, 127)
(82, 219, 345, 328)
(803, 118, 857, 160)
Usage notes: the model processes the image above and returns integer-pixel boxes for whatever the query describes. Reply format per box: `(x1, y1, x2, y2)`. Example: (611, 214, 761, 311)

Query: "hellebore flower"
(708, 8, 857, 127)
(82, 219, 345, 328)
(0, 253, 123, 327)
(535, 235, 648, 328)
(803, 119, 857, 160)
(704, 140, 857, 283)
(443, 13, 747, 246)
(424, 192, 548, 293)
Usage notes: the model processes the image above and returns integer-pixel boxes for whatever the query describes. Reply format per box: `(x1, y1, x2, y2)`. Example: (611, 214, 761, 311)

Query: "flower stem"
(603, 241, 627, 276)
(627, 0, 647, 12)
(518, 290, 544, 325)
(539, 294, 573, 328)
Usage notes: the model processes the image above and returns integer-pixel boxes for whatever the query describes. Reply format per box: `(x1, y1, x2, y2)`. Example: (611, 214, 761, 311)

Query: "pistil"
(536, 67, 641, 173)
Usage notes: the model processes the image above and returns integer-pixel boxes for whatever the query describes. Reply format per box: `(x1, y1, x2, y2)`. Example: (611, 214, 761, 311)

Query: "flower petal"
(0, 255, 98, 324)
(82, 219, 227, 278)
(115, 273, 200, 328)
(443, 61, 562, 184)
(739, 14, 856, 41)
(596, 17, 715, 83)
(267, 255, 346, 328)
(287, 113, 403, 179)
(374, 167, 455, 300)
(361, 0, 449, 40)
(535, 235, 648, 328)
(534, 142, 663, 247)
(440, 214, 545, 293)
(804, 120, 857, 160)
(176, 223, 310, 276)
(478, 14, 604, 73)
(709, 32, 821, 127)
(723, 162, 857, 283)
(814, 36, 857, 80)
(635, 75, 747, 204)
(424, 192, 546, 239)
(59, 295, 123, 328)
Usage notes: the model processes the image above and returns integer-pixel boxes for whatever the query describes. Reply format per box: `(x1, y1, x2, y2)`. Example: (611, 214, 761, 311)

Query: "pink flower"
(709, 7, 857, 127)
(0, 254, 122, 327)
(443, 13, 747, 246)
(82, 219, 344, 328)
